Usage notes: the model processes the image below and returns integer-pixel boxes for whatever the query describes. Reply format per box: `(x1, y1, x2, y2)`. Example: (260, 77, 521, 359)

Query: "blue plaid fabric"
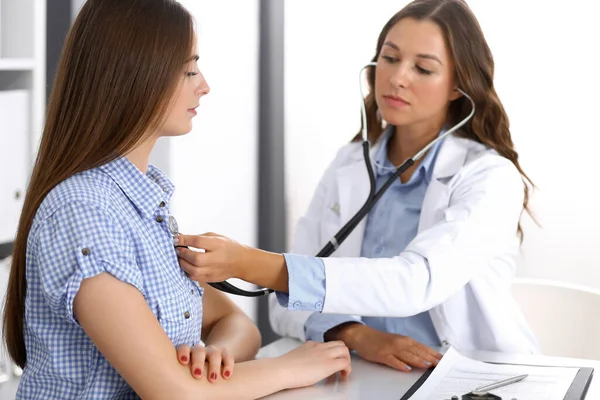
(17, 157, 204, 399)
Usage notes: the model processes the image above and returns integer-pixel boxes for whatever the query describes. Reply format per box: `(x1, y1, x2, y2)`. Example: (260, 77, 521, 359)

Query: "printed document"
(410, 347, 579, 400)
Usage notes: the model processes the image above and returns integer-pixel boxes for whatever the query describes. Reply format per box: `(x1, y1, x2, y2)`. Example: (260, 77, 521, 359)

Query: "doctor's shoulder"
(331, 141, 364, 167)
(451, 135, 524, 196)
(310, 141, 364, 188)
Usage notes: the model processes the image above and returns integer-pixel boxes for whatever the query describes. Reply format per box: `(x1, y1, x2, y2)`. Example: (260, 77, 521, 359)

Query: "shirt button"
(315, 301, 323, 310)
(156, 215, 164, 223)
(159, 201, 166, 208)
(81, 248, 91, 256)
(292, 301, 301, 309)
(184, 311, 191, 319)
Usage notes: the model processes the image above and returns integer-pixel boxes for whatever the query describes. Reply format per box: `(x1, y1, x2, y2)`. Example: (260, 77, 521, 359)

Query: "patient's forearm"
(185, 358, 288, 400)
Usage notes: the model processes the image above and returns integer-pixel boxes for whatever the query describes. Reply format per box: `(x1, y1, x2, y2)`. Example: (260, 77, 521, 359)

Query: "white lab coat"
(269, 132, 540, 354)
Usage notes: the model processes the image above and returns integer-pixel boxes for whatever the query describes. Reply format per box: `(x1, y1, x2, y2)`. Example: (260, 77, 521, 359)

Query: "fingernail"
(180, 356, 188, 363)
(224, 370, 231, 378)
(175, 248, 180, 256)
(194, 368, 202, 376)
(405, 366, 412, 371)
(210, 372, 217, 380)
(424, 361, 432, 366)
(173, 237, 179, 246)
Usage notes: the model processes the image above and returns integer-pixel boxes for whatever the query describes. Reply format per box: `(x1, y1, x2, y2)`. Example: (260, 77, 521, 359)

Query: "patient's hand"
(176, 344, 235, 382)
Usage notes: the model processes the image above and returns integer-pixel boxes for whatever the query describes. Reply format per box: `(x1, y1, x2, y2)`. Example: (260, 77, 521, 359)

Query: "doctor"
(176, 0, 540, 370)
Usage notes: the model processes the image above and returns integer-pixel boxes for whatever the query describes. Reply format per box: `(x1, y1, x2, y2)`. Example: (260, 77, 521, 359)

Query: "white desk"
(256, 338, 600, 399)
(2, 338, 598, 399)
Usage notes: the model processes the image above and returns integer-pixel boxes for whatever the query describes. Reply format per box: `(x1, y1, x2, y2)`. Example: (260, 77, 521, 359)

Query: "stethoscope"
(188, 61, 476, 297)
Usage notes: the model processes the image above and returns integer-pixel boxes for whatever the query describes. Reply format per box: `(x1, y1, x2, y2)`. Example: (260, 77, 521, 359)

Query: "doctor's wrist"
(240, 247, 289, 292)
(324, 322, 366, 350)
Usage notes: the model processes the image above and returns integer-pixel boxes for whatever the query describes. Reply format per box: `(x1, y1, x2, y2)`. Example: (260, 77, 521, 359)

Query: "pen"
(472, 374, 528, 395)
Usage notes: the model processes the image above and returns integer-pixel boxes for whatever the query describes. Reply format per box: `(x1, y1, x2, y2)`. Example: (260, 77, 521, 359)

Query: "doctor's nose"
(389, 64, 411, 88)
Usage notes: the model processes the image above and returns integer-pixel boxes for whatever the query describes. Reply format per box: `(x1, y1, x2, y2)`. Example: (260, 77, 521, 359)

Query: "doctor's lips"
(383, 94, 410, 108)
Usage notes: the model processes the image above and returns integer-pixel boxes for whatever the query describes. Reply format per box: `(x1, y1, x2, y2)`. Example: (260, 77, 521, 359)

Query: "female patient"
(2, 0, 350, 399)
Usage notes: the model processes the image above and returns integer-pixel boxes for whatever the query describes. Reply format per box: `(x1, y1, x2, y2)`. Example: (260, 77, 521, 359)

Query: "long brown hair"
(357, 0, 535, 239)
(3, 0, 195, 367)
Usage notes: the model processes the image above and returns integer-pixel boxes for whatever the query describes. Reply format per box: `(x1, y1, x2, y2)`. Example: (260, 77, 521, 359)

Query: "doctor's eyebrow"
(383, 41, 443, 65)
(186, 55, 199, 63)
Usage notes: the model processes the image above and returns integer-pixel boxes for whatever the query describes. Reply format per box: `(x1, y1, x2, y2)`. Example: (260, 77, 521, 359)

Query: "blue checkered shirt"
(17, 157, 204, 399)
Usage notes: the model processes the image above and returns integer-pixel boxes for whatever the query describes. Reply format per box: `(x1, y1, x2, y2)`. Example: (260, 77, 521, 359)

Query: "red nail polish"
(224, 370, 231, 378)
(194, 368, 202, 376)
(180, 356, 188, 363)
(210, 372, 217, 380)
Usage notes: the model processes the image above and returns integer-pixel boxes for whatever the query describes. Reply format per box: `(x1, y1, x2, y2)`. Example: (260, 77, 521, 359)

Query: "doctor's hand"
(174, 233, 249, 282)
(175, 233, 290, 291)
(325, 323, 442, 372)
(176, 344, 235, 382)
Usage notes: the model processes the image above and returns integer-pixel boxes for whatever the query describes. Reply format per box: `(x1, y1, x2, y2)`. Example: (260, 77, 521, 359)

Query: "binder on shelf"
(0, 89, 29, 245)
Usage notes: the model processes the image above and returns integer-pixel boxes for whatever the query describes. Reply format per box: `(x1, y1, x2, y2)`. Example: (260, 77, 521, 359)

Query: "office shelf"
(0, 58, 35, 71)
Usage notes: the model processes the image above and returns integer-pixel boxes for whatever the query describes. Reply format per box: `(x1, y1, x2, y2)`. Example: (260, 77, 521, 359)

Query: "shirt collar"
(99, 156, 175, 219)
(373, 125, 446, 181)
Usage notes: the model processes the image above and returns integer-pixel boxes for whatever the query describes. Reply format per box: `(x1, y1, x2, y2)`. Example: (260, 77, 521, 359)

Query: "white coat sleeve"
(320, 155, 525, 317)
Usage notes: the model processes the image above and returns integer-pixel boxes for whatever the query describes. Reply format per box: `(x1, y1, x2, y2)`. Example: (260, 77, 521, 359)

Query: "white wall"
(71, 0, 86, 20)
(284, 1, 600, 288)
(164, 0, 260, 321)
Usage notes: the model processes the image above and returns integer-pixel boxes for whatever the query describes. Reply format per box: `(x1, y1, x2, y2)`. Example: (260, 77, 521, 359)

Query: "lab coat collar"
(431, 132, 469, 180)
(347, 126, 469, 181)
(334, 129, 469, 256)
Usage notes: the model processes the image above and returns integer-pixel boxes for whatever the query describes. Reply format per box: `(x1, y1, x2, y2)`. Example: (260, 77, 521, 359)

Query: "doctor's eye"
(186, 71, 199, 77)
(416, 65, 432, 75)
(381, 55, 399, 64)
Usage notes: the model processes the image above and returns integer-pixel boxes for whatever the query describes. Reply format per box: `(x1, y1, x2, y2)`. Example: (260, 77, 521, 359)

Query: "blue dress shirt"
(278, 127, 444, 347)
(18, 157, 203, 399)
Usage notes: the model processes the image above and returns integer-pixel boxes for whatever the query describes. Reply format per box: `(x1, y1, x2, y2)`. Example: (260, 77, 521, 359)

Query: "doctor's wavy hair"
(356, 0, 536, 241)
(3, 0, 195, 368)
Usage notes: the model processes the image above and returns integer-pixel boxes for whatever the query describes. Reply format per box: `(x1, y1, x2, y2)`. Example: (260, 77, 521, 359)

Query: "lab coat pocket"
(157, 290, 203, 346)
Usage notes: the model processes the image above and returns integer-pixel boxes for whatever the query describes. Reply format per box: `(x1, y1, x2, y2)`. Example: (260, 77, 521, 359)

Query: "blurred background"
(0, 1, 599, 391)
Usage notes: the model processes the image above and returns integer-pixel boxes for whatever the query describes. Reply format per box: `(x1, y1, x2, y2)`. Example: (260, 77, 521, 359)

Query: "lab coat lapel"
(334, 144, 377, 257)
(333, 134, 469, 251)
(418, 134, 469, 232)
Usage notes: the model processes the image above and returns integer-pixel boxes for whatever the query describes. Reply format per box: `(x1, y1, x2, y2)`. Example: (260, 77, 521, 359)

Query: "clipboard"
(559, 367, 593, 400)
(400, 367, 435, 400)
(400, 364, 594, 400)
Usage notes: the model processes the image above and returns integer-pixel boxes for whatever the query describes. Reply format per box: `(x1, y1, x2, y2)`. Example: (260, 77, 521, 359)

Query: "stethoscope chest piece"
(168, 215, 179, 237)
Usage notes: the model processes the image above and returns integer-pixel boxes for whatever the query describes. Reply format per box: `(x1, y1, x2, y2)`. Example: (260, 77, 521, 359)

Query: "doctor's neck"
(124, 135, 158, 174)
(388, 115, 447, 167)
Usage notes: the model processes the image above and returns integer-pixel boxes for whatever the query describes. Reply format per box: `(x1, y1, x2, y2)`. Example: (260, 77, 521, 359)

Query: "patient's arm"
(175, 282, 261, 382)
(200, 282, 261, 362)
(74, 273, 351, 400)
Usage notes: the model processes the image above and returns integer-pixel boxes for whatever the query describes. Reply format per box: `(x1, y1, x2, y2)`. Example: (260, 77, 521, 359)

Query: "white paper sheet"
(410, 347, 579, 400)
